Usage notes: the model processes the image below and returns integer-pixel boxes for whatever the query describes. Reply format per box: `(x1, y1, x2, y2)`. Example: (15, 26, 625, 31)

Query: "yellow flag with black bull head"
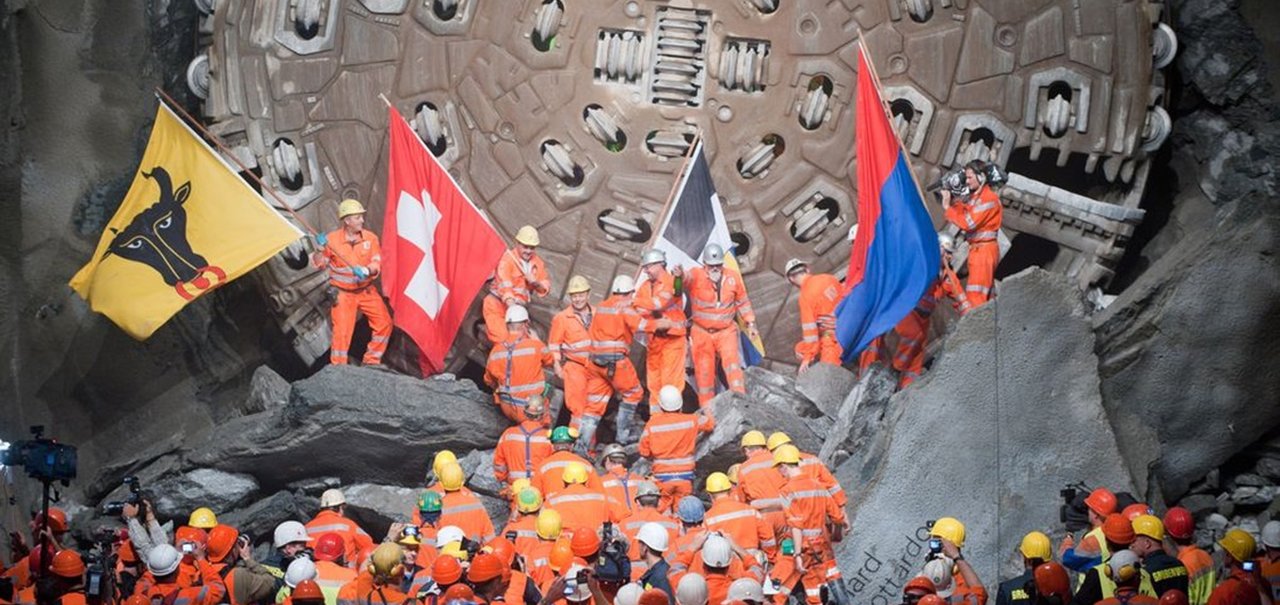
(70, 102, 304, 339)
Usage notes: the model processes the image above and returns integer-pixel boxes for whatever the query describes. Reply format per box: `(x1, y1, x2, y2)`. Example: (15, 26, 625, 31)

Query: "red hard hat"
(1033, 562, 1071, 601)
(639, 588, 671, 605)
(174, 526, 208, 546)
(919, 596, 947, 605)
(442, 583, 476, 602)
(1122, 503, 1152, 521)
(903, 576, 937, 595)
(1084, 488, 1117, 517)
(207, 525, 240, 564)
(313, 532, 345, 562)
(1164, 507, 1195, 540)
(467, 553, 505, 583)
(1159, 590, 1189, 605)
(484, 537, 517, 566)
(570, 529, 601, 557)
(431, 553, 464, 585)
(291, 580, 324, 602)
(1102, 514, 1136, 545)
(50, 550, 86, 579)
(28, 545, 55, 575)
(34, 508, 69, 533)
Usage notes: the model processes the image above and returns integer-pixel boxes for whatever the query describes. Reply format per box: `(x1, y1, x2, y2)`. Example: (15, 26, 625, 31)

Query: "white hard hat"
(937, 233, 956, 253)
(784, 258, 808, 276)
(676, 573, 709, 605)
(285, 556, 317, 588)
(658, 385, 683, 412)
(273, 521, 309, 548)
(701, 243, 725, 266)
(1107, 550, 1142, 583)
(1263, 521, 1280, 549)
(147, 543, 182, 576)
(565, 565, 592, 602)
(922, 557, 954, 597)
(505, 304, 529, 323)
(636, 522, 670, 552)
(319, 488, 346, 508)
(700, 534, 732, 568)
(611, 274, 636, 294)
(641, 249, 666, 266)
(725, 578, 765, 604)
(615, 583, 645, 605)
(436, 525, 466, 548)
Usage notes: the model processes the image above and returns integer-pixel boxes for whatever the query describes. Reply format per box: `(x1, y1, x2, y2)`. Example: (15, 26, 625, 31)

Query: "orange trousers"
(770, 542, 838, 605)
(645, 335, 688, 414)
(330, 288, 392, 365)
(892, 311, 929, 387)
(814, 334, 842, 366)
(856, 337, 885, 376)
(965, 241, 998, 306)
(691, 326, 744, 406)
(657, 479, 693, 514)
(482, 295, 510, 346)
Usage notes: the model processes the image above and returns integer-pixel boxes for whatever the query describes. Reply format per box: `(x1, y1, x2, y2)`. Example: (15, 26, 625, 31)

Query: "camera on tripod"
(81, 529, 119, 603)
(102, 477, 145, 517)
(0, 426, 77, 485)
(1060, 482, 1092, 533)
(593, 522, 631, 585)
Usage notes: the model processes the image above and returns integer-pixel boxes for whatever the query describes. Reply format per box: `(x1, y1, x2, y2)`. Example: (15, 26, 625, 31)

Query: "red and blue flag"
(835, 45, 940, 361)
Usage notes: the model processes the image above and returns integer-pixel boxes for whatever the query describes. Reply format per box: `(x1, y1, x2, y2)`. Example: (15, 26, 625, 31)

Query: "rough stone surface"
(219, 491, 319, 548)
(186, 365, 507, 490)
(699, 376, 826, 483)
(145, 469, 259, 521)
(795, 364, 858, 419)
(242, 365, 290, 416)
(342, 483, 418, 541)
(833, 269, 1135, 593)
(817, 366, 897, 471)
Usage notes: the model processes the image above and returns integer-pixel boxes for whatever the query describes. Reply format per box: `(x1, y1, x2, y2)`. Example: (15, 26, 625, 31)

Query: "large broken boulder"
(219, 490, 319, 548)
(698, 370, 827, 482)
(795, 363, 858, 419)
(1096, 211, 1280, 501)
(342, 483, 418, 540)
(187, 365, 507, 490)
(834, 269, 1135, 594)
(817, 366, 897, 471)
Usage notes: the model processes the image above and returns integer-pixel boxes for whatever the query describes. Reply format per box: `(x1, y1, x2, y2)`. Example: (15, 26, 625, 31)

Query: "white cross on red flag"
(381, 106, 505, 374)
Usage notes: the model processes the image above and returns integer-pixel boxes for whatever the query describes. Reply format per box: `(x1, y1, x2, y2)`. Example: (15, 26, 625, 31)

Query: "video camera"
(926, 162, 1009, 199)
(102, 476, 145, 517)
(82, 529, 119, 604)
(0, 426, 77, 485)
(594, 522, 630, 585)
(1060, 482, 1092, 533)
(459, 537, 482, 560)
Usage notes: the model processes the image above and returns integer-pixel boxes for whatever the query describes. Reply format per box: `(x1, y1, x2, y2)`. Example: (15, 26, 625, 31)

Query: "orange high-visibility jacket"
(794, 273, 842, 362)
(485, 335, 553, 406)
(533, 450, 605, 496)
(797, 452, 847, 512)
(589, 295, 642, 357)
(946, 186, 1002, 243)
(639, 413, 714, 479)
(738, 450, 789, 514)
(601, 467, 646, 518)
(439, 489, 496, 543)
(502, 513, 542, 560)
(497, 250, 550, 305)
(550, 306, 594, 365)
(705, 497, 777, 553)
(780, 475, 843, 548)
(306, 510, 375, 569)
(684, 267, 754, 330)
(633, 270, 687, 337)
(336, 573, 413, 605)
(494, 420, 554, 485)
(546, 483, 615, 533)
(621, 507, 680, 579)
(317, 229, 382, 291)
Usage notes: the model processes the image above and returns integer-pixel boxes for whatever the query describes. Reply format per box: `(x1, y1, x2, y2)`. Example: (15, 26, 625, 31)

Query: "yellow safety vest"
(1097, 563, 1156, 599)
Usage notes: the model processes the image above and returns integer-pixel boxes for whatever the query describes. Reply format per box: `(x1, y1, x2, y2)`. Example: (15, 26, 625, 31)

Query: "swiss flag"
(382, 106, 505, 374)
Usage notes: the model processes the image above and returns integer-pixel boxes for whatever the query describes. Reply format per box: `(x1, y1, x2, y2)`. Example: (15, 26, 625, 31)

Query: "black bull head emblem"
(104, 167, 225, 299)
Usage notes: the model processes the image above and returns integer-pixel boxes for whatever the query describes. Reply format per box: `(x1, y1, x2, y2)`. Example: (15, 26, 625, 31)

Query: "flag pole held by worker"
(834, 40, 941, 361)
(69, 100, 304, 339)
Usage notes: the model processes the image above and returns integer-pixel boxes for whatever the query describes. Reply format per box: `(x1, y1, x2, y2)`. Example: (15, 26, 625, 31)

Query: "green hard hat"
(549, 426, 575, 444)
(417, 490, 443, 513)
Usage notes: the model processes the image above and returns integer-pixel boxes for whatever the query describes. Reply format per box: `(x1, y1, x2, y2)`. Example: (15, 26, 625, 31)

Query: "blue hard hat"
(677, 496, 705, 523)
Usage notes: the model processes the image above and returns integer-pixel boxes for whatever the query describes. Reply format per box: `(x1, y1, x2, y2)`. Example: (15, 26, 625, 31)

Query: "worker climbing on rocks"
(893, 233, 971, 388)
(736, 431, 789, 537)
(942, 161, 1004, 307)
(1164, 508, 1214, 605)
(533, 426, 605, 497)
(599, 443, 646, 519)
(550, 275, 604, 452)
(634, 249, 689, 415)
(484, 225, 551, 345)
(311, 199, 392, 366)
(436, 463, 496, 543)
(493, 394, 553, 488)
(703, 472, 776, 561)
(672, 243, 758, 407)
(769, 444, 847, 605)
(484, 304, 554, 423)
(639, 386, 714, 513)
(1061, 487, 1117, 573)
(306, 489, 374, 570)
(784, 259, 844, 373)
(765, 432, 845, 509)
(589, 275, 646, 444)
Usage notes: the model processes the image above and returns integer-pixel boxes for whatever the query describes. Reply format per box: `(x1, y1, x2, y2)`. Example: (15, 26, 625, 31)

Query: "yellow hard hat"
(766, 432, 792, 451)
(396, 530, 422, 548)
(1218, 528, 1257, 563)
(1132, 515, 1165, 542)
(567, 275, 591, 295)
(705, 472, 732, 494)
(188, 507, 218, 530)
(740, 431, 767, 448)
(439, 463, 466, 491)
(515, 225, 540, 247)
(536, 509, 563, 540)
(338, 199, 366, 219)
(562, 462, 590, 485)
(1019, 531, 1051, 560)
(432, 450, 457, 477)
(510, 478, 532, 497)
(772, 444, 801, 466)
(516, 487, 543, 513)
(369, 542, 404, 579)
(931, 517, 967, 549)
(727, 464, 740, 484)
(439, 541, 468, 561)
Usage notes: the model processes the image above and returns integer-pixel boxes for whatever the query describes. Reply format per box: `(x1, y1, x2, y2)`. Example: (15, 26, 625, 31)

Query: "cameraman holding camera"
(940, 160, 1004, 307)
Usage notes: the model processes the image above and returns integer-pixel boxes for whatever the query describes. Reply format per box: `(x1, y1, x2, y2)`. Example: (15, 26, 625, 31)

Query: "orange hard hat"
(1164, 507, 1195, 540)
(290, 580, 324, 602)
(639, 588, 670, 605)
(174, 526, 208, 546)
(207, 525, 240, 564)
(443, 584, 477, 602)
(118, 539, 139, 564)
(484, 537, 517, 566)
(549, 537, 575, 573)
(1122, 503, 1152, 521)
(1102, 514, 1135, 545)
(467, 553, 506, 583)
(431, 552, 463, 585)
(50, 550, 86, 578)
(124, 596, 150, 605)
(1033, 562, 1071, 601)
(34, 508, 69, 533)
(313, 532, 345, 562)
(571, 529, 601, 557)
(918, 596, 947, 605)
(1159, 590, 1189, 605)
(903, 576, 937, 595)
(1084, 488, 1117, 517)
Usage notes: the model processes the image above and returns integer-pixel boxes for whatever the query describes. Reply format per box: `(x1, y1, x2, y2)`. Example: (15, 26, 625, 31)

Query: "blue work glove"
(353, 266, 369, 280)
(314, 232, 328, 247)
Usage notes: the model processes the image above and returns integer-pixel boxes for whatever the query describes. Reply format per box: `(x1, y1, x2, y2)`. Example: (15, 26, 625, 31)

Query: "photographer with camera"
(939, 160, 1004, 308)
(1207, 529, 1271, 605)
(925, 518, 987, 605)
(204, 524, 279, 605)
(118, 494, 169, 571)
